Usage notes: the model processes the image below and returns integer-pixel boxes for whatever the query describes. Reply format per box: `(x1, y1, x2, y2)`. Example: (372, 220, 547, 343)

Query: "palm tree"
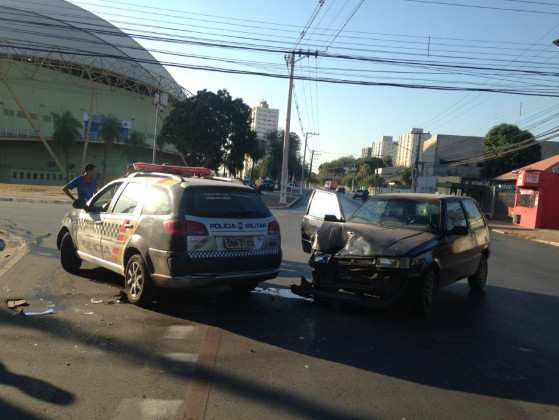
(52, 111, 82, 181)
(125, 130, 146, 162)
(99, 115, 121, 181)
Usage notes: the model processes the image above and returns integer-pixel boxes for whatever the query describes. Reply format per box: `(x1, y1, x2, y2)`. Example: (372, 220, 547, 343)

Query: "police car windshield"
(183, 187, 271, 218)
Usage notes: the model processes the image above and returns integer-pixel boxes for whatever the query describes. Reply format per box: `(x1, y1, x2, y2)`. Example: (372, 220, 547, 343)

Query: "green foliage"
(317, 156, 384, 188)
(159, 89, 256, 171)
(481, 123, 540, 179)
(254, 130, 302, 181)
(401, 167, 412, 186)
(52, 111, 82, 180)
(125, 130, 146, 162)
(99, 115, 121, 180)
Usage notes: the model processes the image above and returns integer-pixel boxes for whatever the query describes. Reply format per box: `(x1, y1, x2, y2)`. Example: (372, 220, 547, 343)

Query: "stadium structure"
(0, 0, 187, 184)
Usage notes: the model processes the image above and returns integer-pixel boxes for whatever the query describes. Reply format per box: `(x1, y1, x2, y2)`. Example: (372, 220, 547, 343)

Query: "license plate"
(223, 237, 255, 250)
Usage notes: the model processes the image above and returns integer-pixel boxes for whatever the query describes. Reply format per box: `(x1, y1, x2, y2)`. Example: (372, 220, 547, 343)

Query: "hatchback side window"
(445, 200, 468, 232)
(308, 191, 342, 220)
(462, 199, 485, 229)
(89, 182, 123, 212)
(112, 182, 145, 214)
(143, 186, 171, 215)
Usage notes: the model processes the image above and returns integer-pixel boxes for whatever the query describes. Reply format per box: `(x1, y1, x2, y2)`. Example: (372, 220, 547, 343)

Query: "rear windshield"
(182, 187, 271, 218)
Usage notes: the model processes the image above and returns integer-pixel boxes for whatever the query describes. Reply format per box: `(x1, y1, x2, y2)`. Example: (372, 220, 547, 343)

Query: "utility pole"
(412, 131, 422, 192)
(300, 131, 318, 191)
(307, 149, 320, 187)
(280, 52, 295, 204)
(152, 91, 161, 164)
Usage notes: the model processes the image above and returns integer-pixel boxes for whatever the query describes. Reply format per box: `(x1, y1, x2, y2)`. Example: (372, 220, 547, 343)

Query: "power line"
(403, 0, 559, 15)
(324, 0, 366, 51)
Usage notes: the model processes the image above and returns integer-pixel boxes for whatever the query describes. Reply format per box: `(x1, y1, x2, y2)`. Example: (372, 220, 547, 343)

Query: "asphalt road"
(1, 198, 559, 419)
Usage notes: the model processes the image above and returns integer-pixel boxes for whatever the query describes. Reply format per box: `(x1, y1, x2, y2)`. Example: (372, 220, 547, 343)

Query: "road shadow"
(147, 282, 559, 409)
(280, 259, 311, 279)
(73, 266, 124, 289)
(0, 361, 75, 405)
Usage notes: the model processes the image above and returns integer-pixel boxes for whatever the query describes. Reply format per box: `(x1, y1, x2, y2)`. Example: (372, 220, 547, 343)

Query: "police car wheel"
(125, 254, 154, 306)
(60, 233, 81, 274)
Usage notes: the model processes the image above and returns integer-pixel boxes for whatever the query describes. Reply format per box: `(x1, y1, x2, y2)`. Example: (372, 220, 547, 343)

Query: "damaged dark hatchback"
(294, 191, 490, 314)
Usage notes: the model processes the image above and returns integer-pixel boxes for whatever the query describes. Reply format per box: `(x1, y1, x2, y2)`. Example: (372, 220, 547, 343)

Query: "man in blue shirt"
(63, 164, 97, 206)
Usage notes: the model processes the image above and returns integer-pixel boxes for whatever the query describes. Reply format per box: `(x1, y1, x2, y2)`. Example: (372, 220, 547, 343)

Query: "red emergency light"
(132, 162, 211, 177)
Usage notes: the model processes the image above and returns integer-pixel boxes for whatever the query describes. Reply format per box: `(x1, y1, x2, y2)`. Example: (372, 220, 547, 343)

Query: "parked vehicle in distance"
(296, 190, 490, 315)
(352, 189, 366, 199)
(261, 179, 275, 191)
(324, 180, 337, 190)
(287, 182, 298, 193)
(57, 163, 282, 306)
(335, 186, 346, 194)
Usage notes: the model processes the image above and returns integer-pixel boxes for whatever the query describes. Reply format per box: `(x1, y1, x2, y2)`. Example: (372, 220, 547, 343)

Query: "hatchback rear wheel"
(468, 255, 488, 292)
(125, 254, 154, 305)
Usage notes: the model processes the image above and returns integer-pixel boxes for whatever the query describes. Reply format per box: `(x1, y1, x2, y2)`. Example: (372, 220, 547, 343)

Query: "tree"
(125, 130, 146, 162)
(159, 89, 255, 171)
(99, 115, 121, 180)
(254, 130, 302, 181)
(401, 167, 412, 186)
(481, 123, 540, 179)
(52, 111, 82, 181)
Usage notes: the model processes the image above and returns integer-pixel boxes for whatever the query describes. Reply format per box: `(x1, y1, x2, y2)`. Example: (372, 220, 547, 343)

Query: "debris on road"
(106, 291, 127, 305)
(90, 298, 103, 304)
(84, 311, 94, 315)
(252, 286, 313, 301)
(23, 308, 55, 316)
(0, 239, 5, 251)
(6, 299, 28, 309)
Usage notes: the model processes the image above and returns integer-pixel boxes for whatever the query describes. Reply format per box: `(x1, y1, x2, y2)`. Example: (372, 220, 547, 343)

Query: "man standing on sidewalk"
(63, 164, 97, 207)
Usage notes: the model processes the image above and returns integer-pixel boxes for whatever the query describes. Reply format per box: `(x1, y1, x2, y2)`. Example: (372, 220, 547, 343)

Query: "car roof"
(374, 193, 468, 201)
(120, 175, 255, 191)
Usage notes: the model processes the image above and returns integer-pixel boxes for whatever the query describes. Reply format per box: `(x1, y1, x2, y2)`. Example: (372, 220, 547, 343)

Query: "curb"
(0, 197, 69, 205)
(0, 239, 29, 279)
(268, 194, 306, 210)
(491, 229, 559, 248)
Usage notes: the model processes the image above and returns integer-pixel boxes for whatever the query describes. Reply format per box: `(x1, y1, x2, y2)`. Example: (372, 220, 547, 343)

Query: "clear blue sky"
(72, 0, 559, 165)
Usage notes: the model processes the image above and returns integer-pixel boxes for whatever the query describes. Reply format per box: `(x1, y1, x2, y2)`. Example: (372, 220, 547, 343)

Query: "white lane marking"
(165, 353, 199, 364)
(112, 399, 184, 420)
(163, 325, 196, 340)
(252, 287, 312, 301)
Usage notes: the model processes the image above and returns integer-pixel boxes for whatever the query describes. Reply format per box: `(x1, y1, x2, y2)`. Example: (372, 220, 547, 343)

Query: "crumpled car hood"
(315, 222, 436, 257)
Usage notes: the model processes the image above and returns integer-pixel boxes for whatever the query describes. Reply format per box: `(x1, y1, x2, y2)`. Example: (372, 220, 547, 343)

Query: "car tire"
(415, 270, 436, 316)
(125, 254, 154, 306)
(468, 255, 488, 293)
(60, 232, 81, 274)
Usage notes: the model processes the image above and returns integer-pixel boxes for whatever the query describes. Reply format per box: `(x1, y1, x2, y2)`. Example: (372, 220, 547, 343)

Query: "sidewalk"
(0, 183, 70, 204)
(489, 221, 559, 247)
(261, 191, 303, 209)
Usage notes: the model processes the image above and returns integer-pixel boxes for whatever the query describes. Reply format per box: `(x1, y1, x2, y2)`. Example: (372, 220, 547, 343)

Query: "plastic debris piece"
(304, 365, 309, 369)
(90, 298, 103, 304)
(23, 309, 55, 316)
(298, 336, 305, 340)
(7, 299, 28, 309)
(84, 311, 94, 315)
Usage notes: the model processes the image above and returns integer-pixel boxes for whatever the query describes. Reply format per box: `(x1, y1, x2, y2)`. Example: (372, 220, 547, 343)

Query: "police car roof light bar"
(132, 162, 212, 177)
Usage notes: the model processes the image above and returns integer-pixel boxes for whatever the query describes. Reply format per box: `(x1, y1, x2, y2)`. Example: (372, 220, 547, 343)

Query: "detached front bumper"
(151, 268, 280, 289)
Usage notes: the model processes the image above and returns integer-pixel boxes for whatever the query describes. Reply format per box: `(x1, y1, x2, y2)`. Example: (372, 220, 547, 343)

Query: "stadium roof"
(0, 0, 186, 99)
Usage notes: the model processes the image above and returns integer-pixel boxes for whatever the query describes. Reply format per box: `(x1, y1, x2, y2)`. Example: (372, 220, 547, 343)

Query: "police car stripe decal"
(188, 249, 280, 259)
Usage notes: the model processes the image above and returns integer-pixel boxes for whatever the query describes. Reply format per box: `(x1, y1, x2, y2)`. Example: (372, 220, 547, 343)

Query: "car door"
(100, 181, 146, 269)
(76, 181, 124, 259)
(461, 198, 488, 275)
(438, 199, 476, 284)
(301, 190, 344, 253)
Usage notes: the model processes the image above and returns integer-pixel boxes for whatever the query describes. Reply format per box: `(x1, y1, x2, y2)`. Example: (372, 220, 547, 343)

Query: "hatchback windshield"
(183, 187, 271, 218)
(349, 197, 440, 231)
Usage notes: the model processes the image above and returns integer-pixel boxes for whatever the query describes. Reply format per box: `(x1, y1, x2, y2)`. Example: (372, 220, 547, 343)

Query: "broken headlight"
(376, 257, 410, 269)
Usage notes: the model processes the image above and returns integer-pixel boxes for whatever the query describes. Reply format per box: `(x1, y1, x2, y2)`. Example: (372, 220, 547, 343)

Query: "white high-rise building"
(371, 136, 394, 159)
(395, 128, 431, 168)
(251, 100, 279, 142)
(361, 147, 372, 159)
